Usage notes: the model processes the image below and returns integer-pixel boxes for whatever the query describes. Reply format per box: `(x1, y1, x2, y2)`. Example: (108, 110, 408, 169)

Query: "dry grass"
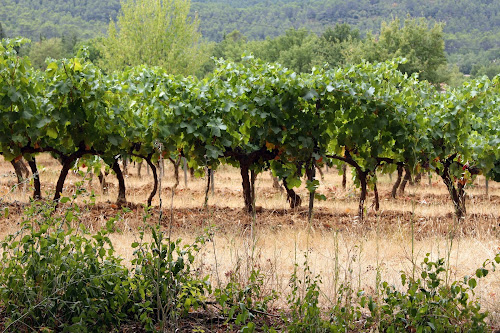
(1, 154, 499, 328)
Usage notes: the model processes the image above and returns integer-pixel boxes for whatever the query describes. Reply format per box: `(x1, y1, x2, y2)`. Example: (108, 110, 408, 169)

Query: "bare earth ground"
(0, 154, 499, 331)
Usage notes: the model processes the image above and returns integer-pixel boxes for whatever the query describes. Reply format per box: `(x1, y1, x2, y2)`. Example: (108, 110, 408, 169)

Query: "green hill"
(1, 0, 499, 73)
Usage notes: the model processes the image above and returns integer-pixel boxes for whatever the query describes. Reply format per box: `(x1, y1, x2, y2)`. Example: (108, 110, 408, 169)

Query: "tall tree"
(347, 17, 447, 83)
(29, 38, 66, 70)
(316, 23, 360, 68)
(249, 28, 320, 73)
(99, 0, 208, 75)
(0, 22, 6, 39)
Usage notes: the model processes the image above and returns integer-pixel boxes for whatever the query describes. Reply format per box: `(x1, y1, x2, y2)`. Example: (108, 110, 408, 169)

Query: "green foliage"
(0, 38, 41, 162)
(28, 37, 66, 70)
(130, 215, 211, 330)
(0, 22, 6, 40)
(285, 256, 328, 332)
(0, 200, 131, 331)
(285, 253, 365, 332)
(0, 0, 119, 40)
(0, 194, 212, 331)
(0, 2, 115, 46)
(214, 268, 278, 329)
(347, 17, 447, 83)
(248, 28, 320, 74)
(1, 34, 499, 220)
(99, 0, 209, 75)
(2, 0, 500, 76)
(367, 254, 494, 332)
(316, 23, 360, 69)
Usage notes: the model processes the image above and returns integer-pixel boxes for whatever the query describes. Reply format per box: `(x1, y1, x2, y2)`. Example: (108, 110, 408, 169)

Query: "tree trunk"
(316, 165, 324, 181)
(414, 172, 422, 184)
(240, 163, 254, 213)
(54, 157, 74, 202)
(183, 158, 188, 187)
(11, 158, 30, 185)
(11, 160, 27, 186)
(398, 166, 412, 195)
(271, 173, 283, 192)
(112, 160, 127, 205)
(170, 157, 181, 188)
(342, 163, 347, 189)
(457, 181, 466, 218)
(391, 164, 403, 198)
(137, 161, 142, 178)
(374, 180, 380, 211)
(211, 169, 215, 196)
(204, 168, 212, 208)
(19, 158, 29, 177)
(145, 157, 158, 207)
(98, 172, 108, 194)
(283, 177, 302, 208)
(441, 171, 466, 220)
(307, 161, 316, 223)
(358, 171, 368, 221)
(122, 158, 128, 176)
(485, 178, 489, 196)
(27, 158, 41, 200)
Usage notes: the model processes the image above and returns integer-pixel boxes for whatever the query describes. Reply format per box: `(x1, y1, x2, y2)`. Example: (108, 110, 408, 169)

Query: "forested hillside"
(0, 0, 120, 39)
(1, 0, 499, 73)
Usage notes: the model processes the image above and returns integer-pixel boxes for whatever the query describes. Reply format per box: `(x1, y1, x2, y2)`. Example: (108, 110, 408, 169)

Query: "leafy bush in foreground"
(0, 199, 497, 332)
(366, 253, 498, 333)
(0, 201, 211, 332)
(282, 252, 498, 333)
(129, 208, 211, 331)
(0, 201, 131, 332)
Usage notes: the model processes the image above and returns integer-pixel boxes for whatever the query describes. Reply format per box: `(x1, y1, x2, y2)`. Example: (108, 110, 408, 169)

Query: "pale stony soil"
(1, 154, 499, 329)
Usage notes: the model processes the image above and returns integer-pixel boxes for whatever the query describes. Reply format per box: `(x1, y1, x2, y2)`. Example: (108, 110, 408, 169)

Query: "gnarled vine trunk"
(240, 163, 254, 213)
(145, 156, 158, 207)
(398, 166, 412, 195)
(391, 164, 403, 198)
(306, 160, 316, 223)
(341, 163, 347, 189)
(440, 171, 466, 220)
(283, 177, 302, 208)
(54, 156, 75, 202)
(358, 171, 368, 220)
(11, 159, 30, 186)
(27, 158, 41, 200)
(112, 160, 127, 205)
(373, 180, 380, 211)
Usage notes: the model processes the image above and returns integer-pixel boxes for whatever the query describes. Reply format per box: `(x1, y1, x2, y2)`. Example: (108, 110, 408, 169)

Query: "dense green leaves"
(1, 38, 499, 217)
(99, 0, 208, 75)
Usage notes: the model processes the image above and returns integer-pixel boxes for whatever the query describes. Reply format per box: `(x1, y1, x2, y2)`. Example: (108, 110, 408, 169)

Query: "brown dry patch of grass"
(1, 154, 499, 329)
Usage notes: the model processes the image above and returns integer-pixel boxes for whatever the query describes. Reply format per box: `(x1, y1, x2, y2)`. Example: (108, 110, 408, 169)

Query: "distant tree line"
(0, 0, 499, 80)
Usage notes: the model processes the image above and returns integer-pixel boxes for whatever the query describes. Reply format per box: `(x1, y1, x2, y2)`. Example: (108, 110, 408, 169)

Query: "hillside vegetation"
(1, 0, 499, 74)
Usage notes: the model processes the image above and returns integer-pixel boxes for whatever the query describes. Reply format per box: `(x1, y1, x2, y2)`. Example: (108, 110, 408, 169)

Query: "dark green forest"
(1, 0, 499, 75)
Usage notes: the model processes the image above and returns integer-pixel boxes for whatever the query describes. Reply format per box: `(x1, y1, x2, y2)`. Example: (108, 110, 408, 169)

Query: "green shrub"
(0, 200, 132, 332)
(214, 268, 278, 331)
(0, 199, 212, 332)
(367, 253, 498, 332)
(129, 212, 211, 331)
(284, 253, 364, 333)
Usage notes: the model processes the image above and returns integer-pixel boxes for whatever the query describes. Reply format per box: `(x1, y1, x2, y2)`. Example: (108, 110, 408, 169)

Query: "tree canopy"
(347, 17, 447, 83)
(99, 0, 209, 75)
